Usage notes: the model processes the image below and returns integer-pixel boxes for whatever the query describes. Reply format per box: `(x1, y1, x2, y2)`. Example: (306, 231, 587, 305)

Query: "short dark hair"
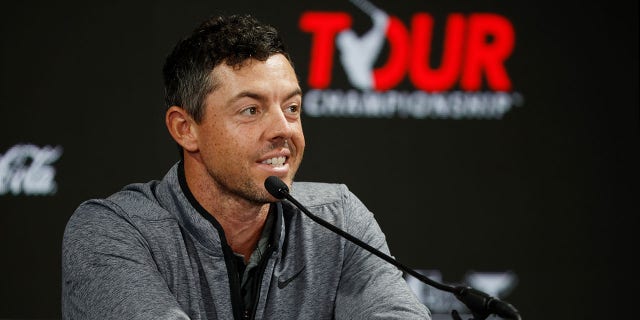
(162, 14, 292, 123)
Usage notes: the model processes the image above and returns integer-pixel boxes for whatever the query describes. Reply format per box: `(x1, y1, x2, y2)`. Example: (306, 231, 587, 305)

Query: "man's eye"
(286, 105, 300, 114)
(241, 106, 258, 115)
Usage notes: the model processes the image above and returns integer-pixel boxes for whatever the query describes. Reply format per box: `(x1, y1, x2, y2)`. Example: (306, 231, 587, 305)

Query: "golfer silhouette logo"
(336, 0, 389, 90)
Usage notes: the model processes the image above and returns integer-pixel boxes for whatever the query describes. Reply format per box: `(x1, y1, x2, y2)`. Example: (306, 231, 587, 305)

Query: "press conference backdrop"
(1, 0, 637, 319)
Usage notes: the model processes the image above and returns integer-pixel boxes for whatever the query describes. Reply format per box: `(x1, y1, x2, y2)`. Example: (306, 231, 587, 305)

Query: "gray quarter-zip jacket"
(62, 162, 431, 319)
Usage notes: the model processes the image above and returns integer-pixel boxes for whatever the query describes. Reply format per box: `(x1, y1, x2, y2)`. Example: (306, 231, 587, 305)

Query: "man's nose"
(266, 107, 294, 141)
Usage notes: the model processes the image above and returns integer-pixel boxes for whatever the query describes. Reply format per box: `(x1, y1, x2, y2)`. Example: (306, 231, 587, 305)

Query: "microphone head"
(264, 176, 289, 199)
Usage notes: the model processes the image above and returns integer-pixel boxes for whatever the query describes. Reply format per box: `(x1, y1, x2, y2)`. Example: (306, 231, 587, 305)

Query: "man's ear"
(165, 106, 199, 153)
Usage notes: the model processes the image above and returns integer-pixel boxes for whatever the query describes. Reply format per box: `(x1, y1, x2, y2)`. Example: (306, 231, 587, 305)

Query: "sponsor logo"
(405, 269, 519, 318)
(0, 144, 63, 196)
(299, 0, 523, 119)
(277, 265, 306, 289)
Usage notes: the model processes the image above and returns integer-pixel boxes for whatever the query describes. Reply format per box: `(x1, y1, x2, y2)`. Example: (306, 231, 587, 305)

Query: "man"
(62, 14, 431, 320)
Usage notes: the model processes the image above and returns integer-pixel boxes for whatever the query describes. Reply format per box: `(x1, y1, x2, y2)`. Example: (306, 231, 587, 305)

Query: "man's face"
(193, 54, 305, 203)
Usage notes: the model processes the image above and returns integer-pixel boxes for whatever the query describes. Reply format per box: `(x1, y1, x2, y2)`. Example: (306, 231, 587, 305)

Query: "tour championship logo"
(299, 0, 523, 119)
(0, 144, 63, 196)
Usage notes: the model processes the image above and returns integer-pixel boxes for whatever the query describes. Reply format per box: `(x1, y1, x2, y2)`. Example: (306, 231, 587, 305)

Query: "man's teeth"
(262, 157, 286, 167)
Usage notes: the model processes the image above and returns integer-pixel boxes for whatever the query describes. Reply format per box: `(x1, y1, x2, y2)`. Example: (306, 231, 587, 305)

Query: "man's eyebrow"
(285, 88, 303, 101)
(227, 88, 303, 105)
(226, 91, 261, 106)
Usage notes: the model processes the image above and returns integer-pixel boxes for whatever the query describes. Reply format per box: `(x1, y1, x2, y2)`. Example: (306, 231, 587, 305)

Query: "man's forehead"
(218, 54, 293, 72)
(209, 55, 298, 90)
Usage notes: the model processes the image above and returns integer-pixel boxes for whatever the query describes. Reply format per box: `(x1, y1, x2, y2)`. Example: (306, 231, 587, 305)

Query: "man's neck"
(183, 157, 270, 260)
(214, 204, 270, 261)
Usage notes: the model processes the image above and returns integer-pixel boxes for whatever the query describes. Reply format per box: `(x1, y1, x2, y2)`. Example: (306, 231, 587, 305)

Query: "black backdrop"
(1, 1, 638, 319)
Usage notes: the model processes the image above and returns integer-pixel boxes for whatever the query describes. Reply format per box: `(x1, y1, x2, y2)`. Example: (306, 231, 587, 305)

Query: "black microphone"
(264, 176, 521, 320)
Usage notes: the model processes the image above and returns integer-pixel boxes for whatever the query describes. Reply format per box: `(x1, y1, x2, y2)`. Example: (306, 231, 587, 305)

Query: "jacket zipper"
(247, 243, 275, 319)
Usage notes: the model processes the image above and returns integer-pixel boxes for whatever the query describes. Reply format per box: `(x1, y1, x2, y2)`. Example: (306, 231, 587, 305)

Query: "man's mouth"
(261, 156, 287, 167)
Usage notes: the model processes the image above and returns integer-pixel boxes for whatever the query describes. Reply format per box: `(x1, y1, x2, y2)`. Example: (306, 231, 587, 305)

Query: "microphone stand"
(265, 176, 522, 320)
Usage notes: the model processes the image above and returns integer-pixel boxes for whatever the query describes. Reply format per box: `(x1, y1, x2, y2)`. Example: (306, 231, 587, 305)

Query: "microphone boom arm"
(264, 176, 522, 320)
(283, 192, 455, 292)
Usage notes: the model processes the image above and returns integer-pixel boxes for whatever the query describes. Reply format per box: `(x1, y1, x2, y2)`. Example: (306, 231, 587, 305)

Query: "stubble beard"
(205, 142, 303, 205)
(206, 166, 274, 205)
